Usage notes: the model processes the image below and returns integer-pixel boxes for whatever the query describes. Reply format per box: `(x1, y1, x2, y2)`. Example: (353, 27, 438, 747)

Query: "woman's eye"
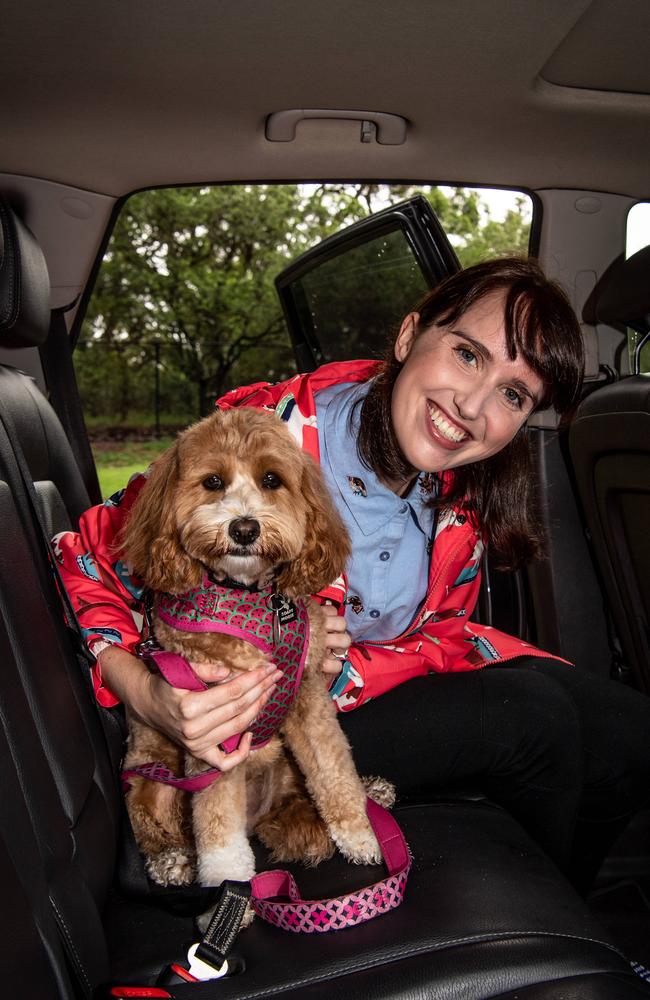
(503, 387, 524, 409)
(262, 472, 282, 490)
(455, 346, 478, 367)
(202, 474, 224, 491)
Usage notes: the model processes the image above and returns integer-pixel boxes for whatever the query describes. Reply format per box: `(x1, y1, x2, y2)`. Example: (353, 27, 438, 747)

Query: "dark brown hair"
(357, 257, 585, 568)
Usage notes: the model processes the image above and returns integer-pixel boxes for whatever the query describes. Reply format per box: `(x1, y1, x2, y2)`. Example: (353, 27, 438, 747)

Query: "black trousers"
(339, 657, 650, 891)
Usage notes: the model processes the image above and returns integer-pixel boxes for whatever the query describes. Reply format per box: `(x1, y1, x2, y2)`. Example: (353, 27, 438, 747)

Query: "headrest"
(0, 199, 51, 348)
(583, 244, 650, 332)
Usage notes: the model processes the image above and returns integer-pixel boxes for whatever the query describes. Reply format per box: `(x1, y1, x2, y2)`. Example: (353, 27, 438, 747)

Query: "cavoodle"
(119, 407, 393, 896)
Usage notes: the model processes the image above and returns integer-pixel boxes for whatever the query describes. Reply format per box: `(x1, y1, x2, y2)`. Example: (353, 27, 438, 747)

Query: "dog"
(119, 407, 392, 895)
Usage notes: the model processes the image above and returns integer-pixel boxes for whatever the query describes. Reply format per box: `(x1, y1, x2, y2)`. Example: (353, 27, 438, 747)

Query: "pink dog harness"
(121, 577, 411, 935)
(121, 577, 310, 792)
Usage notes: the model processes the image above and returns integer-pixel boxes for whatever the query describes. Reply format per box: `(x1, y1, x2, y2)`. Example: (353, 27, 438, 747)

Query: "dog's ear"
(278, 453, 350, 597)
(118, 443, 202, 594)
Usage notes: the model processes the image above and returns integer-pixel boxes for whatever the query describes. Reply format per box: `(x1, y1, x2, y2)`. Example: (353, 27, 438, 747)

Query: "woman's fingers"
(181, 661, 278, 718)
(146, 660, 282, 767)
(198, 730, 254, 771)
(321, 653, 345, 676)
(203, 679, 278, 745)
(326, 630, 351, 651)
(186, 684, 275, 765)
(190, 659, 232, 684)
(317, 600, 352, 676)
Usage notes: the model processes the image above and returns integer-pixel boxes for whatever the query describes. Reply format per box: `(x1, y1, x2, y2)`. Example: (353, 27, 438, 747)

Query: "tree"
(79, 185, 371, 420)
(76, 183, 530, 428)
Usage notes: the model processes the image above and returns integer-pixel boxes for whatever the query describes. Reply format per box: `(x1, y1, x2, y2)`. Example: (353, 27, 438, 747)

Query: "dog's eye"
(202, 474, 224, 491)
(261, 472, 282, 490)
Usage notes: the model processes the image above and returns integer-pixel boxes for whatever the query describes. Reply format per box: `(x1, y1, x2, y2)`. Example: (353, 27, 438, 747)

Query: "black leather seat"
(0, 197, 647, 998)
(569, 246, 650, 693)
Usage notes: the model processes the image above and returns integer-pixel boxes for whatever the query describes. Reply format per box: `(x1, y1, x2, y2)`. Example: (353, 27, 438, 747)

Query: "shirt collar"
(320, 381, 435, 537)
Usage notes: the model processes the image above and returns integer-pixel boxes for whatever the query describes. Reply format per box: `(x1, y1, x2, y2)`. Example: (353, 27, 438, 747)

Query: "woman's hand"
(98, 646, 281, 769)
(319, 600, 352, 676)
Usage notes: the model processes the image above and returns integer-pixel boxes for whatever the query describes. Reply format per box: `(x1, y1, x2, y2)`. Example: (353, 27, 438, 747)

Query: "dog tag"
(269, 592, 297, 645)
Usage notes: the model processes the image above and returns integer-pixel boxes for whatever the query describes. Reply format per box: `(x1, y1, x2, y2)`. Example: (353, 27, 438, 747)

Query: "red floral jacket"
(55, 360, 558, 711)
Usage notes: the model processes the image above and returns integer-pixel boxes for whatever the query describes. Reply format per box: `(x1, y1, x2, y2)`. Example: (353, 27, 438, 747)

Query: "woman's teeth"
(427, 403, 468, 443)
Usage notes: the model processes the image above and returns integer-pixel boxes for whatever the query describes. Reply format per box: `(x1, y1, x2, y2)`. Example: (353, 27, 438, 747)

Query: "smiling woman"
(357, 257, 584, 565)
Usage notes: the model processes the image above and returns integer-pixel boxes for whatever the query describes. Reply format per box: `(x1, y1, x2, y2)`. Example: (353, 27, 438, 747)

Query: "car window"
(626, 201, 650, 373)
(74, 183, 532, 497)
(280, 227, 431, 365)
(275, 195, 461, 367)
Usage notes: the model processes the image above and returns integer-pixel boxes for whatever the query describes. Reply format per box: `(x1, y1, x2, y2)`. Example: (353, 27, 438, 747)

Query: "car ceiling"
(2, 0, 649, 199)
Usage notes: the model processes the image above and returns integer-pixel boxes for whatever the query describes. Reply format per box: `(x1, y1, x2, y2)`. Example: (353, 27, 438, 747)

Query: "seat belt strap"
(39, 306, 102, 505)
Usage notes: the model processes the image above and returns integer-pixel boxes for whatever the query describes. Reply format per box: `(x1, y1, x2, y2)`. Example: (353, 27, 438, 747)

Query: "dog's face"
(120, 408, 350, 598)
(174, 410, 315, 584)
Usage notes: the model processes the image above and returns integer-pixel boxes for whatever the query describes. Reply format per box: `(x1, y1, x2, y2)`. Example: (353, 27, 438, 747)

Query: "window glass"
(626, 201, 650, 258)
(75, 183, 532, 496)
(626, 201, 650, 373)
(285, 226, 431, 364)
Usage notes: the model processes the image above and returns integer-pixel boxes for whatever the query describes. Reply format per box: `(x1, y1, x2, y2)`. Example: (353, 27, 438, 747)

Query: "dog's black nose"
(229, 518, 260, 546)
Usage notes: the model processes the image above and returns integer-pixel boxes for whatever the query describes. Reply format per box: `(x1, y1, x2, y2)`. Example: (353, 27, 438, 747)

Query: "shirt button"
(399, 503, 408, 514)
(369, 609, 381, 619)
(379, 551, 390, 561)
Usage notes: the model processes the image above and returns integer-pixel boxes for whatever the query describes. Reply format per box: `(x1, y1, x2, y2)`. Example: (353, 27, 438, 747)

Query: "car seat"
(569, 246, 650, 693)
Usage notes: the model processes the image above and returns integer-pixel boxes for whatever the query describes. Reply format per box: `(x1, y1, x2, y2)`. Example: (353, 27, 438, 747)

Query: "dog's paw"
(330, 819, 382, 866)
(145, 847, 196, 886)
(362, 774, 396, 809)
(196, 900, 255, 936)
(197, 835, 256, 888)
(256, 799, 335, 867)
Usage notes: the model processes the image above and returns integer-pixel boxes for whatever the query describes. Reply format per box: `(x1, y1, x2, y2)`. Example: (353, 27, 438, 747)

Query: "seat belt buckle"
(156, 943, 229, 985)
(156, 879, 250, 985)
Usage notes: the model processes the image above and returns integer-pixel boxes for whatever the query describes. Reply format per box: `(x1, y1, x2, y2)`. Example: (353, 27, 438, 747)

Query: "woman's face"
(389, 289, 544, 484)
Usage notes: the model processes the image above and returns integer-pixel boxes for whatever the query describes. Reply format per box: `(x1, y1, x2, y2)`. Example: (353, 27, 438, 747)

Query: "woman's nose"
(453, 385, 488, 421)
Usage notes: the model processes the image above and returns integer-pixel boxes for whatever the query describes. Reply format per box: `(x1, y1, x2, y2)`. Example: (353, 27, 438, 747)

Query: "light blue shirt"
(316, 380, 436, 642)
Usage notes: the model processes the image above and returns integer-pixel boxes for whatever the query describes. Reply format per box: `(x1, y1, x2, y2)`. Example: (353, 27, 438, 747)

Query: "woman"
(57, 257, 650, 889)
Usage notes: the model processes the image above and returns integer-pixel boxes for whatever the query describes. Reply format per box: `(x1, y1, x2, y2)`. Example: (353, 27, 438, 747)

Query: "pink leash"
(121, 651, 240, 792)
(123, 652, 412, 931)
(250, 797, 411, 932)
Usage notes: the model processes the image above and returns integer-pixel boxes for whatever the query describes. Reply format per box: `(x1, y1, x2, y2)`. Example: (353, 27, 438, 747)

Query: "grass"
(92, 436, 174, 499)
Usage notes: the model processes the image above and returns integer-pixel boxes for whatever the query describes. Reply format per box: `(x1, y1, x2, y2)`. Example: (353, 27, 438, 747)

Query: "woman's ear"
(117, 443, 202, 594)
(277, 454, 350, 598)
(394, 311, 419, 363)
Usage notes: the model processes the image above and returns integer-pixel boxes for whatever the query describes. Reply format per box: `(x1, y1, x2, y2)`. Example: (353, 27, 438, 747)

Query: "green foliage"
(76, 183, 531, 432)
(92, 437, 174, 498)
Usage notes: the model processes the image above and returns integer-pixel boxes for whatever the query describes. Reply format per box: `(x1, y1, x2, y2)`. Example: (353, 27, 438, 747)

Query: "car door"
(275, 195, 459, 370)
(275, 194, 526, 637)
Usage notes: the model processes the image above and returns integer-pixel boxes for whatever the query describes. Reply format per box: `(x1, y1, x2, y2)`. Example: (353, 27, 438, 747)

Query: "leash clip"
(134, 635, 162, 659)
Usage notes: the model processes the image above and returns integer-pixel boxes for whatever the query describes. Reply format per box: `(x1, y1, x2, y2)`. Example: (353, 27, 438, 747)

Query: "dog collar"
(205, 565, 287, 594)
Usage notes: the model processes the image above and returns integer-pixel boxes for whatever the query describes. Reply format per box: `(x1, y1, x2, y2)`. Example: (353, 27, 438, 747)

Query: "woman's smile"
(425, 400, 470, 448)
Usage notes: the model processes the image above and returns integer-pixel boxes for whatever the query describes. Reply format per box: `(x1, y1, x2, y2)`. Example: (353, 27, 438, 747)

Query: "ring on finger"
(330, 649, 349, 661)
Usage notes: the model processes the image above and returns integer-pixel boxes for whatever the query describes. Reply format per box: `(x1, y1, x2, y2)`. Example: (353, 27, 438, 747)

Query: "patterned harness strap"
(251, 799, 411, 932)
(120, 650, 225, 792)
(121, 580, 310, 793)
